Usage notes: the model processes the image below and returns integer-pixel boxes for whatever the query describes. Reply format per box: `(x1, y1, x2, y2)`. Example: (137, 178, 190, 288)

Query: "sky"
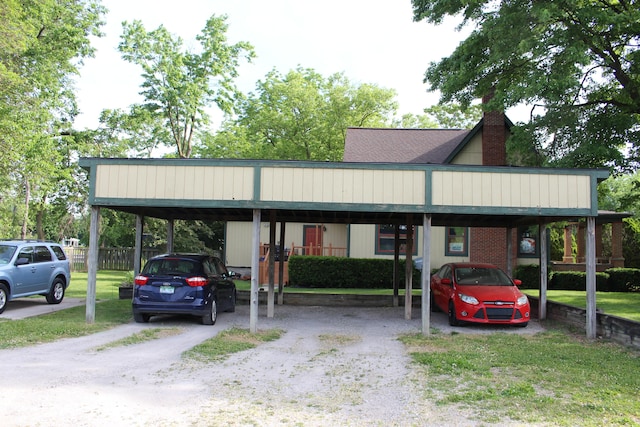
(74, 0, 513, 131)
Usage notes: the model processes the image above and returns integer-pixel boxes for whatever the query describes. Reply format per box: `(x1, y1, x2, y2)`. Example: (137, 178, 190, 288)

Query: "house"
(224, 105, 624, 273)
(224, 104, 519, 272)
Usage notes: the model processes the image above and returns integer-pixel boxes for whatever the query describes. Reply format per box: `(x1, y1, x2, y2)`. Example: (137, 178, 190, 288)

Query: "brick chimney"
(481, 91, 507, 166)
(470, 91, 511, 270)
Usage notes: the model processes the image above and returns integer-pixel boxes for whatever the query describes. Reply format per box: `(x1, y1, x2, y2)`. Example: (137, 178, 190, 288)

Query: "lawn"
(524, 289, 640, 322)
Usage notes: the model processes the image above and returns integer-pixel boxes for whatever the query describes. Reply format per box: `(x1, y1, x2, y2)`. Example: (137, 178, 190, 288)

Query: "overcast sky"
(74, 0, 510, 130)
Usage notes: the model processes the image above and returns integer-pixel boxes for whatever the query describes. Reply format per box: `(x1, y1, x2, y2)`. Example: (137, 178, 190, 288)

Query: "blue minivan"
(132, 253, 236, 325)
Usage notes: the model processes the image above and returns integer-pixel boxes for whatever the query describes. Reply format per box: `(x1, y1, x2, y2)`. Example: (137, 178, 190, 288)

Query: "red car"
(430, 263, 530, 327)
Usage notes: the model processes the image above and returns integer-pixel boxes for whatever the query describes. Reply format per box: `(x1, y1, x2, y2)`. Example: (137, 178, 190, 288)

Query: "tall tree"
(0, 0, 105, 239)
(197, 67, 397, 161)
(118, 15, 255, 158)
(412, 0, 640, 170)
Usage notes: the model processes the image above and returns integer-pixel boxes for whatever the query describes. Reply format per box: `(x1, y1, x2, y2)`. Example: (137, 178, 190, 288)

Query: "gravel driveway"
(2, 304, 543, 426)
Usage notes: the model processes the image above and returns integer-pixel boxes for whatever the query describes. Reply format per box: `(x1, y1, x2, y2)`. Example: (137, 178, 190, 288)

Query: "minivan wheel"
(0, 283, 8, 314)
(202, 299, 217, 325)
(46, 279, 65, 304)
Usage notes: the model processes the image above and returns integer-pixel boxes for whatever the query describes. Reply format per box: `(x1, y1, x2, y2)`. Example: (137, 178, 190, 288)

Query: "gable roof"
(344, 127, 469, 164)
(343, 116, 514, 165)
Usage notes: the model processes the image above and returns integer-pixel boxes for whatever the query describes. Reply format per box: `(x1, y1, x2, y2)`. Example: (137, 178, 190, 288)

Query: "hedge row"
(288, 257, 640, 292)
(288, 256, 422, 289)
(513, 265, 640, 292)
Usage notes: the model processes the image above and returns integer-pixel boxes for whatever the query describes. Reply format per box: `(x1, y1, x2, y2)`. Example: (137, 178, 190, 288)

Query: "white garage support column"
(86, 206, 100, 324)
(393, 226, 400, 307)
(134, 215, 144, 277)
(278, 222, 286, 305)
(166, 219, 174, 254)
(404, 216, 414, 320)
(250, 209, 261, 333)
(267, 210, 276, 318)
(539, 224, 549, 320)
(586, 216, 597, 339)
(421, 214, 432, 335)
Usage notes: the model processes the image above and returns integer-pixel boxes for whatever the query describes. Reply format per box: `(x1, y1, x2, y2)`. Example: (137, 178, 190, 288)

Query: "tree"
(412, 0, 640, 170)
(197, 67, 398, 161)
(118, 15, 255, 158)
(0, 0, 105, 239)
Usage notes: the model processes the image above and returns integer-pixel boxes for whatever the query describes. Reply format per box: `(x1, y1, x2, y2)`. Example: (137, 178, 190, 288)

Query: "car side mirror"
(15, 257, 30, 266)
(513, 279, 522, 286)
(441, 278, 452, 286)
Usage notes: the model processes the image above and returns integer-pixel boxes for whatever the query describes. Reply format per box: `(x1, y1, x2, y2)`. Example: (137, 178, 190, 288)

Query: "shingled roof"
(343, 127, 472, 164)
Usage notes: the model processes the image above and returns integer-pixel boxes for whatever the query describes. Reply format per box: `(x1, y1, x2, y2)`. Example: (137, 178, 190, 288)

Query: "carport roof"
(79, 157, 611, 227)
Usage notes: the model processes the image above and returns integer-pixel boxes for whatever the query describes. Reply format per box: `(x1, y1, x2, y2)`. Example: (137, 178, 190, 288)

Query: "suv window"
(35, 246, 53, 263)
(50, 245, 67, 261)
(0, 245, 16, 265)
(17, 246, 35, 264)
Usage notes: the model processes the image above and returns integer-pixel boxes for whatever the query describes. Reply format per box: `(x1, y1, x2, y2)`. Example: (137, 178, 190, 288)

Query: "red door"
(304, 225, 323, 255)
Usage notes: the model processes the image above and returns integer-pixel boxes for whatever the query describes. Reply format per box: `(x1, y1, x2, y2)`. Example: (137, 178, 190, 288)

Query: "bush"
(549, 271, 610, 291)
(512, 264, 544, 289)
(605, 268, 640, 292)
(288, 256, 422, 289)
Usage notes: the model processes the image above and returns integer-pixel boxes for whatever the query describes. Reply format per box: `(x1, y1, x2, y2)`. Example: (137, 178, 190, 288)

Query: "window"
(375, 224, 417, 255)
(445, 227, 468, 256)
(518, 226, 539, 257)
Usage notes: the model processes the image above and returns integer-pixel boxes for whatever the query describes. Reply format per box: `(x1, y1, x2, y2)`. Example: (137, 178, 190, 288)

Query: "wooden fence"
(64, 247, 161, 272)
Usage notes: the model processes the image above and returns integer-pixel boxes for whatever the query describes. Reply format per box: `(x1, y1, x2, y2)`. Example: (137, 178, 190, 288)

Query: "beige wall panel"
(95, 165, 254, 200)
(226, 221, 348, 266)
(261, 167, 425, 205)
(432, 171, 592, 209)
(450, 134, 482, 165)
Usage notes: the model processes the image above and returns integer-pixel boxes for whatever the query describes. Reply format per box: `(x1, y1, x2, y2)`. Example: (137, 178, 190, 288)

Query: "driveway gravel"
(1, 304, 544, 426)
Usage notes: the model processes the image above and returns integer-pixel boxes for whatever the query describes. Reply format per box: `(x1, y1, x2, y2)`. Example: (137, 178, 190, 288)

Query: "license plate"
(160, 285, 174, 294)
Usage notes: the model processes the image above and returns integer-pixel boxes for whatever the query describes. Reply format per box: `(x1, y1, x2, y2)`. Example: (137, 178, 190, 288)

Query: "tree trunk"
(21, 178, 30, 239)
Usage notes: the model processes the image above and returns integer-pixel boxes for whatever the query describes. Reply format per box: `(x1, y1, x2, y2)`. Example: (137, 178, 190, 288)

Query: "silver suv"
(0, 240, 71, 314)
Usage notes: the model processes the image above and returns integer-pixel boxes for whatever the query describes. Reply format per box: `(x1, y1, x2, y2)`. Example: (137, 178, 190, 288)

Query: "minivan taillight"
(134, 275, 149, 286)
(186, 276, 209, 287)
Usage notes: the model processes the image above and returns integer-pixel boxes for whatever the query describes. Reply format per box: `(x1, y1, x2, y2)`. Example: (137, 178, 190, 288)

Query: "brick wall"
(469, 227, 519, 272)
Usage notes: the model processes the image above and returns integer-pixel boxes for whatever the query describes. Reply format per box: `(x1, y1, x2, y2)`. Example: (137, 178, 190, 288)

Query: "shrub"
(605, 268, 640, 292)
(288, 256, 422, 289)
(549, 271, 610, 291)
(512, 264, 544, 289)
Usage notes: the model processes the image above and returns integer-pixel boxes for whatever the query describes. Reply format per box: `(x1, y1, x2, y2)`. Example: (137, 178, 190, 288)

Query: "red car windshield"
(454, 267, 513, 286)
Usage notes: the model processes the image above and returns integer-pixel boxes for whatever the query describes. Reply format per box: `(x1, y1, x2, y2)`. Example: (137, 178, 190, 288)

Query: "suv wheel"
(0, 283, 8, 314)
(202, 299, 217, 325)
(45, 279, 65, 304)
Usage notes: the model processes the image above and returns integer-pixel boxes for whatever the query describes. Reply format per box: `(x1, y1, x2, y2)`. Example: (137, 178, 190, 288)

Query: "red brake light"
(185, 276, 209, 287)
(134, 275, 149, 286)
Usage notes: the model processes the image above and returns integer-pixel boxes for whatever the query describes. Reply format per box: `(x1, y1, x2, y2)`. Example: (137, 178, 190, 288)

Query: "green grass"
(93, 327, 183, 351)
(183, 327, 284, 361)
(400, 329, 640, 426)
(525, 290, 640, 322)
(0, 299, 133, 349)
(66, 270, 131, 300)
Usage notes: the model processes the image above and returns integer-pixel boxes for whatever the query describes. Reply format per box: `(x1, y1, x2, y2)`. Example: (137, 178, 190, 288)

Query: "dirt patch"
(1, 304, 543, 426)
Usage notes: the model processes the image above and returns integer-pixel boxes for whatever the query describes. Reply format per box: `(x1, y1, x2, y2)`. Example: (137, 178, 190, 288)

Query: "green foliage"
(550, 271, 610, 291)
(197, 67, 397, 161)
(512, 264, 543, 289)
(412, 0, 640, 170)
(288, 256, 421, 289)
(0, 0, 105, 238)
(117, 15, 255, 158)
(604, 268, 640, 292)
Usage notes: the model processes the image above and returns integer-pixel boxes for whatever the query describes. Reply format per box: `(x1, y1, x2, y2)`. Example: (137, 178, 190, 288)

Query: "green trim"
(253, 165, 261, 201)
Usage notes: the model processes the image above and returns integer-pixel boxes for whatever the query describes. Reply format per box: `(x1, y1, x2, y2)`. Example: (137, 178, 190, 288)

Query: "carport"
(79, 158, 608, 338)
